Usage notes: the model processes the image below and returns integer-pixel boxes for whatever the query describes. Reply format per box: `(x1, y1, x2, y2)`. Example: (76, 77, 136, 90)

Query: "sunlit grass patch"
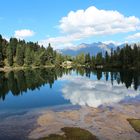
(38, 127, 98, 140)
(127, 118, 140, 133)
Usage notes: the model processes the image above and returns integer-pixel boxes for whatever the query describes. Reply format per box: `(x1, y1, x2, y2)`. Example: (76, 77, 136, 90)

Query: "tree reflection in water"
(0, 68, 140, 101)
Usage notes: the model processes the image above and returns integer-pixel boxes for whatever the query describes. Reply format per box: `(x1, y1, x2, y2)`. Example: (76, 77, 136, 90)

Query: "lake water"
(0, 68, 140, 110)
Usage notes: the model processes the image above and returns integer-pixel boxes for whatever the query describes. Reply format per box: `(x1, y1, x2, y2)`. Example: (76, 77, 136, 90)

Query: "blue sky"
(0, 0, 140, 49)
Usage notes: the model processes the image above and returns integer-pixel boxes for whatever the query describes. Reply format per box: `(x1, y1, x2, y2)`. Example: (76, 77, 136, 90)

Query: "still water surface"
(0, 68, 140, 110)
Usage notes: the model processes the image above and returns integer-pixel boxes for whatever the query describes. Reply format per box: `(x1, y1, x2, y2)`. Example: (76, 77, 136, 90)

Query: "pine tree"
(85, 53, 91, 64)
(119, 48, 124, 66)
(9, 38, 18, 56)
(96, 52, 103, 65)
(6, 45, 13, 66)
(105, 51, 109, 63)
(55, 53, 63, 66)
(46, 43, 54, 64)
(91, 56, 95, 66)
(34, 52, 41, 66)
(16, 44, 24, 66)
(133, 44, 138, 66)
(24, 47, 33, 66)
(0, 35, 4, 67)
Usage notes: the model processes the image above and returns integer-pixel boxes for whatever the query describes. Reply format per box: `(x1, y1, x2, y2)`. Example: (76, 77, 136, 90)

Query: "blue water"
(0, 69, 140, 110)
(0, 78, 70, 110)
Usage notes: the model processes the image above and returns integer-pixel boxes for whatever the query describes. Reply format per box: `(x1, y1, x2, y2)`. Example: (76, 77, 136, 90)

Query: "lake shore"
(0, 65, 55, 72)
(29, 102, 140, 140)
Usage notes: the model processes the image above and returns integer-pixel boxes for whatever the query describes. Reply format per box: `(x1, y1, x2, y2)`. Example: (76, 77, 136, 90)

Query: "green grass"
(38, 127, 98, 140)
(127, 118, 140, 133)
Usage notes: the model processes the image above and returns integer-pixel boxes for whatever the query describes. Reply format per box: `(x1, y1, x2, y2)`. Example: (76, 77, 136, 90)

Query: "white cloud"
(39, 35, 77, 50)
(40, 6, 140, 49)
(126, 32, 140, 40)
(14, 29, 35, 39)
(59, 6, 140, 35)
(103, 40, 124, 46)
(61, 76, 140, 108)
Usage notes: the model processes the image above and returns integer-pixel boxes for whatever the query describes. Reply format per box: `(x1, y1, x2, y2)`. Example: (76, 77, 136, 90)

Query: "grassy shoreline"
(0, 65, 55, 72)
(1, 63, 140, 72)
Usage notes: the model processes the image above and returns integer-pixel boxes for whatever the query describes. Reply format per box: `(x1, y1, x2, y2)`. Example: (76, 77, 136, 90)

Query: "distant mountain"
(60, 42, 125, 56)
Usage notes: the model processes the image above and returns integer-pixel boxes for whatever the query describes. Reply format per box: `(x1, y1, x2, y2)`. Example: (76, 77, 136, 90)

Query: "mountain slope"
(60, 42, 124, 56)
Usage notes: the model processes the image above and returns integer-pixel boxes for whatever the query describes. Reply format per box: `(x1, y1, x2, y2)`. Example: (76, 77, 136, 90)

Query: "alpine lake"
(0, 68, 140, 140)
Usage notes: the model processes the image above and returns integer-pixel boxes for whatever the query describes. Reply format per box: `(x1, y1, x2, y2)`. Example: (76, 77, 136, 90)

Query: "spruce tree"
(0, 35, 4, 67)
(6, 45, 13, 66)
(16, 44, 24, 66)
(25, 47, 32, 66)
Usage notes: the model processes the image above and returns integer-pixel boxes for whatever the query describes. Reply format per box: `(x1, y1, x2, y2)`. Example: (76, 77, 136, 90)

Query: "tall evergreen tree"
(46, 43, 54, 64)
(85, 53, 91, 64)
(0, 35, 4, 67)
(105, 51, 109, 63)
(119, 49, 124, 66)
(16, 44, 24, 66)
(6, 45, 13, 66)
(9, 38, 18, 56)
(96, 52, 103, 65)
(24, 47, 33, 66)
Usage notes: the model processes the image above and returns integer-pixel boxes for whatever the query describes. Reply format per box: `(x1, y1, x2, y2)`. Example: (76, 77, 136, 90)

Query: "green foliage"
(34, 52, 42, 66)
(74, 53, 85, 65)
(6, 45, 13, 66)
(85, 53, 91, 65)
(0, 34, 140, 69)
(0, 35, 67, 67)
(0, 52, 3, 67)
(89, 44, 140, 69)
(55, 53, 63, 66)
(105, 51, 109, 63)
(106, 44, 140, 68)
(9, 38, 18, 56)
(24, 47, 33, 66)
(91, 55, 95, 66)
(16, 44, 24, 66)
(46, 43, 54, 64)
(0, 35, 4, 67)
(96, 52, 103, 65)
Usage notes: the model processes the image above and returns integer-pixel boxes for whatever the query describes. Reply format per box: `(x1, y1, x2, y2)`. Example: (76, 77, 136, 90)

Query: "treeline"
(74, 44, 140, 69)
(0, 34, 140, 69)
(0, 34, 68, 67)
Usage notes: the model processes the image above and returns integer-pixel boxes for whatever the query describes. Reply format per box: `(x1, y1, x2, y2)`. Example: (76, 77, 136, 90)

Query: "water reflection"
(0, 68, 140, 106)
(62, 76, 140, 107)
(0, 68, 72, 101)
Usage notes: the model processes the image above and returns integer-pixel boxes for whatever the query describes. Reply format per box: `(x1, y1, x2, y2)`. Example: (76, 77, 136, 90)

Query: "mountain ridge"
(59, 42, 125, 56)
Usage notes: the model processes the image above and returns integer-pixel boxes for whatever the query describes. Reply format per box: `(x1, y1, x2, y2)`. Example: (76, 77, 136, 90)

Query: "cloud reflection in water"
(61, 76, 140, 107)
